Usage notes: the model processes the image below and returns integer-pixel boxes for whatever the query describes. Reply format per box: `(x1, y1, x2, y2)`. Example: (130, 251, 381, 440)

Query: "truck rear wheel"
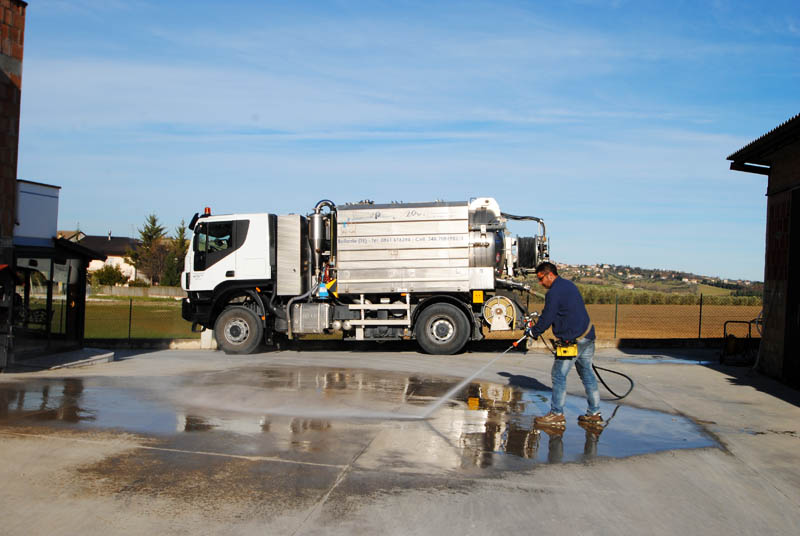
(215, 306, 263, 355)
(415, 303, 470, 355)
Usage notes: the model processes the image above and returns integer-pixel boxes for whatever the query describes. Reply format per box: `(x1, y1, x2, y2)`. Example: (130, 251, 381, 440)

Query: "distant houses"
(552, 262, 756, 287)
(58, 231, 141, 283)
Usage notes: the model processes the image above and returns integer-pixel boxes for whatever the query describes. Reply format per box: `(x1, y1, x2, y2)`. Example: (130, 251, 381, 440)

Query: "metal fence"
(527, 295, 761, 339)
(85, 294, 762, 342)
(85, 298, 199, 340)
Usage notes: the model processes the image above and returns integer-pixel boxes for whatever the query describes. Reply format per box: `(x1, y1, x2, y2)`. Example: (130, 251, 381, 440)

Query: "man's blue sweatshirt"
(530, 276, 595, 341)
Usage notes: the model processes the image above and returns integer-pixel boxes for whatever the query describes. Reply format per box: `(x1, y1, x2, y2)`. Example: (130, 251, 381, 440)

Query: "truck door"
(188, 220, 239, 292)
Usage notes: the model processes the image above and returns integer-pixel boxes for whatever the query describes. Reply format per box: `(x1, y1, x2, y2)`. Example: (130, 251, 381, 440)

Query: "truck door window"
(193, 221, 234, 271)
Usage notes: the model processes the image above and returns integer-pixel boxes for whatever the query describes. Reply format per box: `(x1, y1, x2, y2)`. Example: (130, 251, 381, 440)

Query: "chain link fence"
(85, 293, 761, 342)
(516, 291, 761, 340)
(85, 298, 199, 340)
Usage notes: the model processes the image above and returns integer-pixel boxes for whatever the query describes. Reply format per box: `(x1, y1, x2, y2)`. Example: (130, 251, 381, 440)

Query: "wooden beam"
(729, 161, 770, 175)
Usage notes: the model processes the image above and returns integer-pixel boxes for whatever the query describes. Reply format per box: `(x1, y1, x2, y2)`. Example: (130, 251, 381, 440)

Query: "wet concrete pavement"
(0, 365, 717, 467)
(1, 347, 799, 535)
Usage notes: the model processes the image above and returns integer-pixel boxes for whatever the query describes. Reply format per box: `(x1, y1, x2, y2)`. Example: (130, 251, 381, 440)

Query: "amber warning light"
(204, 207, 211, 215)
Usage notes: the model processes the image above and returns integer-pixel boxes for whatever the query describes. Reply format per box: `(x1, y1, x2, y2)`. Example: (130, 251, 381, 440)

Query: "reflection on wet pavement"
(0, 366, 718, 468)
(0, 378, 96, 423)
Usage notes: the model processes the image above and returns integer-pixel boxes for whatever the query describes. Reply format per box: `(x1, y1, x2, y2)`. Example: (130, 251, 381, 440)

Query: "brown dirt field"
(587, 304, 762, 339)
(512, 304, 762, 339)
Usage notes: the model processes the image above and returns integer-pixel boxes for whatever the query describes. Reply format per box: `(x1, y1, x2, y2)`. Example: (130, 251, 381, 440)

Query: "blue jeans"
(550, 337, 600, 415)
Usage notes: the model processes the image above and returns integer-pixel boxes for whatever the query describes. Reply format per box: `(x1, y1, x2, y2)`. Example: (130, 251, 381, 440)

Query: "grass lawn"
(85, 299, 199, 339)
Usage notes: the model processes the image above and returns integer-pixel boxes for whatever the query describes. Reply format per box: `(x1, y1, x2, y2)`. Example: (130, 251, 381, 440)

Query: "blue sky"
(17, 0, 800, 281)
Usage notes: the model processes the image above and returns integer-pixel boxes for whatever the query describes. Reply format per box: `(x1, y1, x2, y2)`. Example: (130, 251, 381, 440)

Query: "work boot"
(577, 412, 603, 425)
(534, 412, 566, 426)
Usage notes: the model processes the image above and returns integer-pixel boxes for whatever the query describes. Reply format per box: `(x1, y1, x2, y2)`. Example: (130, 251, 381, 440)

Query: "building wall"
(88, 256, 139, 281)
(760, 191, 790, 378)
(761, 139, 800, 383)
(768, 143, 800, 194)
(0, 0, 26, 264)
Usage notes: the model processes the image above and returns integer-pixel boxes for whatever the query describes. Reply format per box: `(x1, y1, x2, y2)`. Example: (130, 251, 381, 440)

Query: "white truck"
(181, 198, 549, 355)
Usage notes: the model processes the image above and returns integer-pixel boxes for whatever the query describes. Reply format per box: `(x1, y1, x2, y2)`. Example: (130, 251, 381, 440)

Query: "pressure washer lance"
(517, 312, 635, 400)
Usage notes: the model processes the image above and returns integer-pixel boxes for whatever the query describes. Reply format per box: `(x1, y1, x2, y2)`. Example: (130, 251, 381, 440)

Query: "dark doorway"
(785, 188, 800, 388)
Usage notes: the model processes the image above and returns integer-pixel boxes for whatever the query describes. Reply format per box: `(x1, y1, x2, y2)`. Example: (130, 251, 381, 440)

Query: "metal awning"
(727, 112, 800, 175)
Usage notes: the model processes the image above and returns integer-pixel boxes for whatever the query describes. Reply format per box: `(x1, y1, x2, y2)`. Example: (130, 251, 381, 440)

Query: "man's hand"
(523, 315, 539, 340)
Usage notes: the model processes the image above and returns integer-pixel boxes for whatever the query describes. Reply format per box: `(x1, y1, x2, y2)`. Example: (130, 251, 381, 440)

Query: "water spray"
(419, 334, 528, 419)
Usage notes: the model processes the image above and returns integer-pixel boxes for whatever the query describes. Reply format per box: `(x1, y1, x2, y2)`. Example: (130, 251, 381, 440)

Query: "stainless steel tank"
(334, 198, 502, 294)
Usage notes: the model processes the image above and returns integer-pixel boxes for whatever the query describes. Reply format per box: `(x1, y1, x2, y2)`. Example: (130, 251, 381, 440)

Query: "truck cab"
(183, 213, 275, 292)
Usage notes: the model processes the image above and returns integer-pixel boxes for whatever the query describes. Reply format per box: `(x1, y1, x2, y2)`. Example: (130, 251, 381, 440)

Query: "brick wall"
(0, 0, 26, 260)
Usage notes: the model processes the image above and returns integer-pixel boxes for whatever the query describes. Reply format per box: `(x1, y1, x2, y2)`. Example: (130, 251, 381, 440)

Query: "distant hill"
(552, 263, 763, 297)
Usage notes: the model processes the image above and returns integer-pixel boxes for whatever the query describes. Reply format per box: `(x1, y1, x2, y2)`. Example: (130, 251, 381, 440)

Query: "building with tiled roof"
(728, 113, 800, 387)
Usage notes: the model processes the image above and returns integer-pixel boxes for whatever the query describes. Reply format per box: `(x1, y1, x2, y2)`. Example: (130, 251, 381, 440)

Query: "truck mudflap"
(182, 297, 213, 327)
(471, 318, 485, 341)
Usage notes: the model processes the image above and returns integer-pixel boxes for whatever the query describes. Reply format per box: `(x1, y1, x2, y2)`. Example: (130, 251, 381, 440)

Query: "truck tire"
(214, 306, 263, 355)
(415, 303, 470, 355)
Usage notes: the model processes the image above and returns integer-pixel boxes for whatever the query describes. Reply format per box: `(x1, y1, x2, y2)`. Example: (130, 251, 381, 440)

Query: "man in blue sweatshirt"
(526, 262, 602, 427)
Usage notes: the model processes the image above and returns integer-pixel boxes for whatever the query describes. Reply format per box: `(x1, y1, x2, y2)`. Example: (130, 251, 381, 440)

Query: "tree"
(90, 264, 129, 286)
(126, 214, 168, 284)
(161, 220, 189, 287)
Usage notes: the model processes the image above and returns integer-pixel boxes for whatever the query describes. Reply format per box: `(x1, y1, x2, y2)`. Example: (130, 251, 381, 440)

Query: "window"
(193, 221, 236, 271)
(13, 258, 52, 333)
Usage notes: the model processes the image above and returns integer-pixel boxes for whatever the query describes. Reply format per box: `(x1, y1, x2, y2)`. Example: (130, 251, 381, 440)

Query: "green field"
(696, 283, 733, 296)
(85, 299, 199, 339)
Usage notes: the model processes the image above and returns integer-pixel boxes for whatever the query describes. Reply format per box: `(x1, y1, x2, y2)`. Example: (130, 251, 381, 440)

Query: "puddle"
(0, 366, 718, 468)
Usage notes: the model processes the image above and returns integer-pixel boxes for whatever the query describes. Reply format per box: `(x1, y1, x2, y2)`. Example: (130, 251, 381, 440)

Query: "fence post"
(614, 293, 618, 338)
(698, 294, 703, 339)
(128, 298, 133, 344)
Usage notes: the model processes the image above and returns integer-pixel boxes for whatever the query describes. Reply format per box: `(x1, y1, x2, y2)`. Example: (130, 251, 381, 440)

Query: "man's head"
(535, 261, 558, 289)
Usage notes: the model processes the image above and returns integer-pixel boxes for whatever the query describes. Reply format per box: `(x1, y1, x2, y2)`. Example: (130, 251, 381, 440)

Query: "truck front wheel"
(415, 303, 470, 355)
(215, 306, 263, 355)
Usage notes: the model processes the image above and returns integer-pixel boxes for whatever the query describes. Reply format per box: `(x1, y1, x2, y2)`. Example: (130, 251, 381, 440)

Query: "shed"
(728, 113, 800, 388)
